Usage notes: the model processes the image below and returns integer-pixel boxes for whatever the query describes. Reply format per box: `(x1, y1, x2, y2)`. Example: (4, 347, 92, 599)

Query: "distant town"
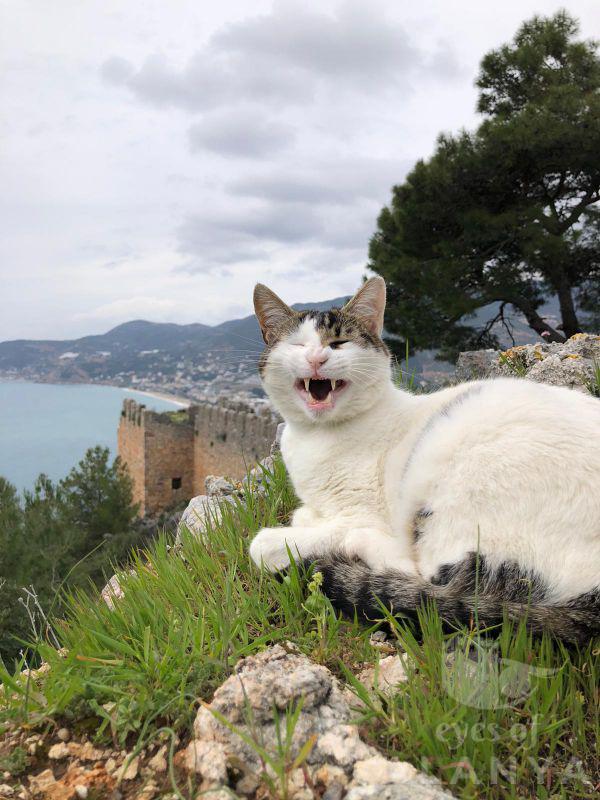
(0, 294, 559, 404)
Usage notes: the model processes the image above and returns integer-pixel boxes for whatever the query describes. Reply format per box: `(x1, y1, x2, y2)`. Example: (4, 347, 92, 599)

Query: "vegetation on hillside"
(370, 12, 600, 360)
(0, 447, 139, 665)
(0, 459, 597, 799)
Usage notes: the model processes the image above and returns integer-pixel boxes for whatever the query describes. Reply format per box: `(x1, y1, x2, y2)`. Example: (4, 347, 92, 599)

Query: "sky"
(1, 0, 599, 341)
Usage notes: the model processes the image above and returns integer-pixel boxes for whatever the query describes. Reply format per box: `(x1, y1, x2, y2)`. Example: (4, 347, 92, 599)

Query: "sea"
(0, 381, 185, 494)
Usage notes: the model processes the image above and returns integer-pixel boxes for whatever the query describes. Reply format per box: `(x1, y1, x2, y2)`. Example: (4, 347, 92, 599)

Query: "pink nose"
(306, 349, 328, 372)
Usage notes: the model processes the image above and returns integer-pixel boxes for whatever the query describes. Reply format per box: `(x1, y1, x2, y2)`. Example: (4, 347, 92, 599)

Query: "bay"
(0, 381, 185, 493)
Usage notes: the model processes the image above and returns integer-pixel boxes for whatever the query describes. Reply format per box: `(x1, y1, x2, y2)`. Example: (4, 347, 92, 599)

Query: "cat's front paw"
(249, 528, 293, 571)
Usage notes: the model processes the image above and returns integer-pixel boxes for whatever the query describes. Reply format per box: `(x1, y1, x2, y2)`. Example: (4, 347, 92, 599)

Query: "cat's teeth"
(303, 378, 310, 392)
(331, 379, 337, 391)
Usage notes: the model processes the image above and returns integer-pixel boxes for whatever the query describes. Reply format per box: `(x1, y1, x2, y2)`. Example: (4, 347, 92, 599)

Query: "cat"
(249, 277, 600, 643)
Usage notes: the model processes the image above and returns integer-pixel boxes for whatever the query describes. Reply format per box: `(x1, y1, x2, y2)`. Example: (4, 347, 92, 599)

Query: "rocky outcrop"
(185, 643, 453, 799)
(456, 333, 600, 394)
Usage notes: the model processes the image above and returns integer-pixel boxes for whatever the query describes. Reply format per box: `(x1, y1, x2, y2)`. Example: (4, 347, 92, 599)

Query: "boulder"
(456, 333, 600, 394)
(189, 644, 454, 799)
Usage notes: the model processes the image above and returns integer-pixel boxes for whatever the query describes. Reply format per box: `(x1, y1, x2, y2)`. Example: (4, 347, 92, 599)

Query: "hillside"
(0, 298, 348, 401)
(0, 296, 562, 400)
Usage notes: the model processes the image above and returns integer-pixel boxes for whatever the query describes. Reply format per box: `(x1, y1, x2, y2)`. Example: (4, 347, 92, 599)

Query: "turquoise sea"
(0, 382, 184, 493)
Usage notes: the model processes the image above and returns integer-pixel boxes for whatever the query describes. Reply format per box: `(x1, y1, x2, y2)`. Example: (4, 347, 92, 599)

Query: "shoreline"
(122, 386, 191, 408)
(0, 377, 192, 409)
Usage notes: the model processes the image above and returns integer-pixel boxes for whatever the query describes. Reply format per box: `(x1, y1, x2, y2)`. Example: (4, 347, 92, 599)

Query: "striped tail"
(307, 551, 600, 645)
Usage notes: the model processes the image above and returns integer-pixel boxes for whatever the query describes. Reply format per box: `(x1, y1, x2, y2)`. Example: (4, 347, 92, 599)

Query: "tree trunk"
(556, 279, 581, 339)
(508, 298, 566, 343)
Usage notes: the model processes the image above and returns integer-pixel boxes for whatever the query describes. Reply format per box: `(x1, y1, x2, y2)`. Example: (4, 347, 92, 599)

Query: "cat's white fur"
(250, 279, 600, 603)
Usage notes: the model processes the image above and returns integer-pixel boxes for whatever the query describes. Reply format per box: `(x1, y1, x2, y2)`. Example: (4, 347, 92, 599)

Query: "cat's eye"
(329, 340, 349, 349)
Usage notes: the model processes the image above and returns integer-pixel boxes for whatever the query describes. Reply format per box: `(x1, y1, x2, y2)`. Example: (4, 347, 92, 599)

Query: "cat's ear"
(343, 276, 386, 337)
(253, 284, 295, 344)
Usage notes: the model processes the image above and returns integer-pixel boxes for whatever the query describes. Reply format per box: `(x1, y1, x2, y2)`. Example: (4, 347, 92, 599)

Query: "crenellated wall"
(118, 398, 279, 516)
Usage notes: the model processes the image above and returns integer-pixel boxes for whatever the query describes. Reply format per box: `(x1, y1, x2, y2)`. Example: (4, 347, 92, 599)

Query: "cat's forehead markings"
(288, 316, 321, 346)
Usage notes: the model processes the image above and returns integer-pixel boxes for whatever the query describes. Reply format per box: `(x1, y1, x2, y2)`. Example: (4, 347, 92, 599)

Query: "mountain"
(0, 295, 563, 398)
(0, 297, 350, 400)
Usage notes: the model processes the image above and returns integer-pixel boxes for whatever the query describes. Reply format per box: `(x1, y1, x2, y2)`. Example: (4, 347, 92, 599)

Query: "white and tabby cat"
(249, 277, 600, 643)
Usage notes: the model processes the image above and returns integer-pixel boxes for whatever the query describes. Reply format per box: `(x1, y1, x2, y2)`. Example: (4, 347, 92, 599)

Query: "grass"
(0, 458, 598, 799)
(584, 360, 600, 398)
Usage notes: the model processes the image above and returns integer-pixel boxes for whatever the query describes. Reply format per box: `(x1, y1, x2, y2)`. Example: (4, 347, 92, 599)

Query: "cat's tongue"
(309, 379, 332, 402)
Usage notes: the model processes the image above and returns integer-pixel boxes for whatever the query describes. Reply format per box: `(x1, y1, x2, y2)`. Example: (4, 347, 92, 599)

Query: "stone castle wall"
(118, 398, 279, 516)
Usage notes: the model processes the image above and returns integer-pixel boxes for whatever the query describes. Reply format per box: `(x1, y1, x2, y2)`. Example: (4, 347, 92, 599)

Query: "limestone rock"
(355, 654, 408, 696)
(176, 494, 236, 543)
(48, 742, 70, 760)
(28, 768, 56, 794)
(190, 644, 455, 798)
(456, 333, 600, 394)
(352, 755, 417, 784)
(100, 572, 131, 611)
(205, 475, 239, 497)
(118, 755, 139, 781)
(455, 348, 499, 381)
(147, 746, 167, 774)
(345, 775, 454, 800)
(182, 741, 227, 785)
(271, 422, 286, 455)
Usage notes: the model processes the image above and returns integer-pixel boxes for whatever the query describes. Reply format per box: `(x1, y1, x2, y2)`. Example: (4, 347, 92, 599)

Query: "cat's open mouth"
(294, 378, 347, 410)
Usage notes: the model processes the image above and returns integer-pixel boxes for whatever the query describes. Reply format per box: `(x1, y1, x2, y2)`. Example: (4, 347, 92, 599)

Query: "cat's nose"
(306, 349, 329, 373)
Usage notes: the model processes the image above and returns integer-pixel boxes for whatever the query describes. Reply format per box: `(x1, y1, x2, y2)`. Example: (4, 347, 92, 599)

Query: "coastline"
(0, 377, 191, 409)
(122, 386, 191, 408)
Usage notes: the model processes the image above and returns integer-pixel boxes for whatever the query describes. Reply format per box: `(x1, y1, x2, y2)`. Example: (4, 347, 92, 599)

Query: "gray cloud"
(101, 3, 460, 114)
(176, 202, 325, 273)
(213, 2, 419, 85)
(226, 156, 412, 205)
(188, 108, 294, 157)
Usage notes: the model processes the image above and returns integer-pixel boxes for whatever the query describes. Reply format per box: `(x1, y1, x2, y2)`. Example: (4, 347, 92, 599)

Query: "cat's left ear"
(253, 284, 295, 344)
(343, 276, 386, 337)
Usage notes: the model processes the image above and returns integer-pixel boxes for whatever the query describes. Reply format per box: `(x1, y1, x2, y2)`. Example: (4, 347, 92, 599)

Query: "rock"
(205, 475, 238, 497)
(190, 644, 454, 797)
(57, 728, 71, 742)
(147, 746, 167, 774)
(193, 644, 352, 774)
(352, 654, 409, 700)
(0, 784, 14, 798)
(73, 742, 106, 762)
(47, 742, 70, 760)
(235, 774, 260, 796)
(182, 741, 227, 786)
(176, 494, 236, 543)
(28, 768, 56, 793)
(135, 781, 159, 799)
(353, 756, 417, 784)
(345, 771, 455, 799)
(271, 422, 286, 455)
(456, 334, 600, 394)
(101, 572, 135, 611)
(74, 787, 88, 799)
(104, 758, 117, 775)
(118, 756, 139, 781)
(455, 348, 499, 381)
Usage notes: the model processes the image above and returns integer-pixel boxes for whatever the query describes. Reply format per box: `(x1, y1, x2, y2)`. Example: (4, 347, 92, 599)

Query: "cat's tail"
(305, 551, 600, 645)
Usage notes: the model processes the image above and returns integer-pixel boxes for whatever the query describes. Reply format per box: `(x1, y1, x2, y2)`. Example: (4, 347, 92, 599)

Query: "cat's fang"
(304, 378, 310, 392)
(331, 379, 337, 390)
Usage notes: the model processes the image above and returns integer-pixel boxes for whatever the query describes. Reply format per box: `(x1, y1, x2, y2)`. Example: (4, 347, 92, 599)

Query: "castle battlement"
(118, 398, 279, 516)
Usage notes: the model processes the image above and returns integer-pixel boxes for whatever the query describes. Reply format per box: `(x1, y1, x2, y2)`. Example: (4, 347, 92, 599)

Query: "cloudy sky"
(1, 0, 599, 340)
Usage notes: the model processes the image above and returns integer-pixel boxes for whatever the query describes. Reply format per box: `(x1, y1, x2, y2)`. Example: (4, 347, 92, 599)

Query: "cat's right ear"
(253, 284, 295, 344)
